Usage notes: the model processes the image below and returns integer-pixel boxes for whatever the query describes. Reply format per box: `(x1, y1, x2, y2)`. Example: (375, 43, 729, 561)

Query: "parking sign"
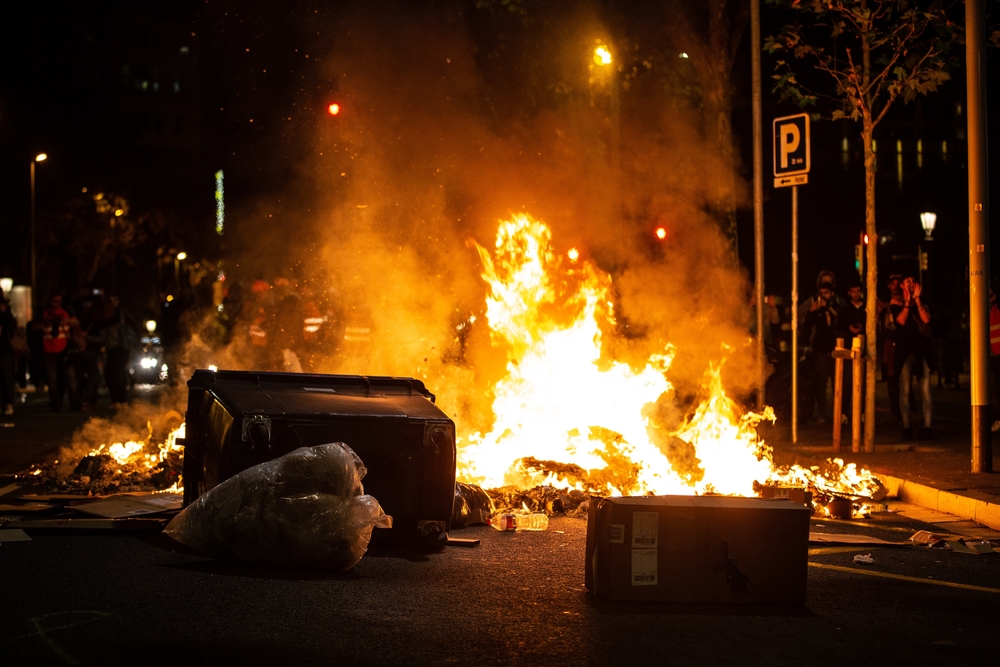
(773, 114, 810, 187)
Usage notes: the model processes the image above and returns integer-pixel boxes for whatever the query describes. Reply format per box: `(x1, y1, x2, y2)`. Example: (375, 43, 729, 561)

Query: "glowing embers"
(81, 421, 186, 490)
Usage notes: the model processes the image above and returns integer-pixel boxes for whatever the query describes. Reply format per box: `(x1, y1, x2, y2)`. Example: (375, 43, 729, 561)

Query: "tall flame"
(457, 214, 880, 501)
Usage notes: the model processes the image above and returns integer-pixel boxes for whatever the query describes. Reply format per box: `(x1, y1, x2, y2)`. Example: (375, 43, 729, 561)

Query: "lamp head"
(920, 211, 937, 240)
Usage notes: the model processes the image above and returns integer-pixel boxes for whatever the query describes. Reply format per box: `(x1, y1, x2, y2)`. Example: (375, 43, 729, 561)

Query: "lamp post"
(174, 251, 187, 293)
(30, 153, 47, 309)
(918, 212, 936, 288)
(592, 44, 620, 222)
(110, 207, 124, 294)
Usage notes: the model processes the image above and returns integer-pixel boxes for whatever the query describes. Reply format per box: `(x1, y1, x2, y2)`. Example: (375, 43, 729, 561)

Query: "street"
(2, 510, 999, 666)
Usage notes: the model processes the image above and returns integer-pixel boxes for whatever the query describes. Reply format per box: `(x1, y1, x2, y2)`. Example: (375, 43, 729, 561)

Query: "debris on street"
(164, 443, 391, 570)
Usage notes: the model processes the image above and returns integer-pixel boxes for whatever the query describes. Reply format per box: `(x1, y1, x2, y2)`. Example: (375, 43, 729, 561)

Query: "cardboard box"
(585, 495, 810, 604)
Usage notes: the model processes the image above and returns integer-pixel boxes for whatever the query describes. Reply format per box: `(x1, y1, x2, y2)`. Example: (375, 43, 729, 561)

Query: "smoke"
(184, 3, 757, 439)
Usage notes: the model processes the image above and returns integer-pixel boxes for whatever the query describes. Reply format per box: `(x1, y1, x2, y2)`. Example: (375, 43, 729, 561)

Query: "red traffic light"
(328, 103, 341, 116)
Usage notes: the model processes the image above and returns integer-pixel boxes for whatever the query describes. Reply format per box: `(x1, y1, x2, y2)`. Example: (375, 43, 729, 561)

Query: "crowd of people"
(0, 290, 139, 414)
(765, 267, 1000, 440)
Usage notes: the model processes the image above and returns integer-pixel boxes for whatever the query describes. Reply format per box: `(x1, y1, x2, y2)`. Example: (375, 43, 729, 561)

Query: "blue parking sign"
(773, 113, 810, 178)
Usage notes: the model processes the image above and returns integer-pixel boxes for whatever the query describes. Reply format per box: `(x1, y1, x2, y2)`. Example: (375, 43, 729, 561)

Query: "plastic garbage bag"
(452, 482, 495, 528)
(164, 442, 392, 570)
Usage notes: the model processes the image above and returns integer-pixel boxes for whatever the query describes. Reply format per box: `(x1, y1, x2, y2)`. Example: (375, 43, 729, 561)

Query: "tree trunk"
(862, 118, 878, 452)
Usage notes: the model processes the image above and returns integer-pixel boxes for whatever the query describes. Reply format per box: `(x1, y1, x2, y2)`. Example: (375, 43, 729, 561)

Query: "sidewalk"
(769, 377, 1000, 529)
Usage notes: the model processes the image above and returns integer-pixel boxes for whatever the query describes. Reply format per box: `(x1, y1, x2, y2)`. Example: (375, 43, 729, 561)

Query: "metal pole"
(917, 243, 923, 287)
(967, 0, 992, 472)
(791, 185, 799, 444)
(751, 0, 766, 410)
(833, 337, 845, 452)
(30, 160, 36, 312)
(852, 335, 863, 453)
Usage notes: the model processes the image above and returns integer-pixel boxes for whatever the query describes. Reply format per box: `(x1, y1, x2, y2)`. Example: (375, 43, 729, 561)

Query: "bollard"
(832, 337, 845, 453)
(853, 335, 865, 453)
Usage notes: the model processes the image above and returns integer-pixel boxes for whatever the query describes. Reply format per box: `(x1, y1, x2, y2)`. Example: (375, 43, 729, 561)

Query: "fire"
(456, 214, 880, 502)
(87, 422, 186, 480)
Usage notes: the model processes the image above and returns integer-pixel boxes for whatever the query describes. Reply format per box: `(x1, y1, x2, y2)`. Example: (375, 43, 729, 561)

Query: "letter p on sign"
(773, 113, 810, 177)
(780, 125, 800, 168)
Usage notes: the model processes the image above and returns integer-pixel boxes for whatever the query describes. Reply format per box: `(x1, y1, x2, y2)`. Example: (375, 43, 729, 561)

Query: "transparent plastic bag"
(165, 442, 392, 570)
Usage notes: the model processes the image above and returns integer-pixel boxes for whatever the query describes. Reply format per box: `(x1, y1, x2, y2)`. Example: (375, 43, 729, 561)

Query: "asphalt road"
(2, 509, 999, 666)
(3, 386, 1000, 665)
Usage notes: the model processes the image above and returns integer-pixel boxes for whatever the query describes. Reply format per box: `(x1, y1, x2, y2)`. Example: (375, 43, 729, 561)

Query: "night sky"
(1, 0, 997, 321)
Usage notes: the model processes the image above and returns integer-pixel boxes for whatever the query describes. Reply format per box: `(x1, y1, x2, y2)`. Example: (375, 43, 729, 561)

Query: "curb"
(880, 474, 1000, 531)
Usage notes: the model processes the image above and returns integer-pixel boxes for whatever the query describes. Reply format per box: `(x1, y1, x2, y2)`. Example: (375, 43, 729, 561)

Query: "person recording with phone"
(890, 275, 933, 440)
(801, 275, 841, 424)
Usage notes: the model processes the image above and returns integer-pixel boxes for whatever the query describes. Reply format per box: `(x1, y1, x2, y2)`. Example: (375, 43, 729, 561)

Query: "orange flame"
(456, 214, 880, 502)
(87, 422, 186, 485)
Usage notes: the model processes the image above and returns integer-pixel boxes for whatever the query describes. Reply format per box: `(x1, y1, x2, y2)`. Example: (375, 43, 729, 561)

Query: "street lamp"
(920, 211, 937, 240)
(0, 278, 12, 295)
(174, 251, 187, 293)
(590, 42, 620, 223)
(30, 153, 47, 309)
(593, 45, 612, 67)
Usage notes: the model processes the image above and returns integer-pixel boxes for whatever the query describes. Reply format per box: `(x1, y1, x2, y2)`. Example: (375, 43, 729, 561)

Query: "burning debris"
(19, 415, 185, 496)
(19, 215, 883, 521)
(455, 215, 884, 514)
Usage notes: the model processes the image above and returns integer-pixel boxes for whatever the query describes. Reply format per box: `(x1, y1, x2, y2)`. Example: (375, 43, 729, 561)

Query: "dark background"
(0, 0, 996, 325)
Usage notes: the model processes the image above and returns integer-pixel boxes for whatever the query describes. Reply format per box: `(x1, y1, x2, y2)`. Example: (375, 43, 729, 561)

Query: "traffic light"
(855, 231, 866, 279)
(919, 249, 928, 271)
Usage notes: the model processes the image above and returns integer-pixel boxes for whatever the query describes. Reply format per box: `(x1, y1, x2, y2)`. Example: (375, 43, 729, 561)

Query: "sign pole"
(772, 113, 810, 444)
(791, 184, 799, 444)
(751, 0, 766, 411)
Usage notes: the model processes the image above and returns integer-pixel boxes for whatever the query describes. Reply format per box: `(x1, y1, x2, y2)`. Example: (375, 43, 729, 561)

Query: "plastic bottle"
(490, 513, 549, 532)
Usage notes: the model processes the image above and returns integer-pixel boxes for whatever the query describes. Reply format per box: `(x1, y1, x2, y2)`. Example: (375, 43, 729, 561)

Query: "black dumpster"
(181, 370, 456, 549)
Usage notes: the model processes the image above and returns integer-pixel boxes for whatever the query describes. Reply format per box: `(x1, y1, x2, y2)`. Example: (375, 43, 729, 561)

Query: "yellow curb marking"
(809, 562, 1000, 594)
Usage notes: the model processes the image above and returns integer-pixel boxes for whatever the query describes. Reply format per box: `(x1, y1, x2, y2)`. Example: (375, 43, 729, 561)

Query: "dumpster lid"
(188, 370, 449, 420)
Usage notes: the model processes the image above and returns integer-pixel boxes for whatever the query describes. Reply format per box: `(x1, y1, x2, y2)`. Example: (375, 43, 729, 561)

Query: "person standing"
(802, 278, 840, 423)
(0, 295, 17, 415)
(880, 274, 903, 425)
(99, 297, 131, 404)
(892, 275, 934, 440)
(40, 292, 76, 411)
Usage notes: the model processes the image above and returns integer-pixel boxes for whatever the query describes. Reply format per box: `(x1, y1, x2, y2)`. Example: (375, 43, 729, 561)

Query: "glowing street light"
(328, 103, 341, 116)
(0, 277, 12, 295)
(174, 251, 188, 292)
(655, 227, 667, 240)
(593, 45, 612, 66)
(30, 152, 48, 310)
(920, 211, 937, 240)
(145, 320, 157, 334)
